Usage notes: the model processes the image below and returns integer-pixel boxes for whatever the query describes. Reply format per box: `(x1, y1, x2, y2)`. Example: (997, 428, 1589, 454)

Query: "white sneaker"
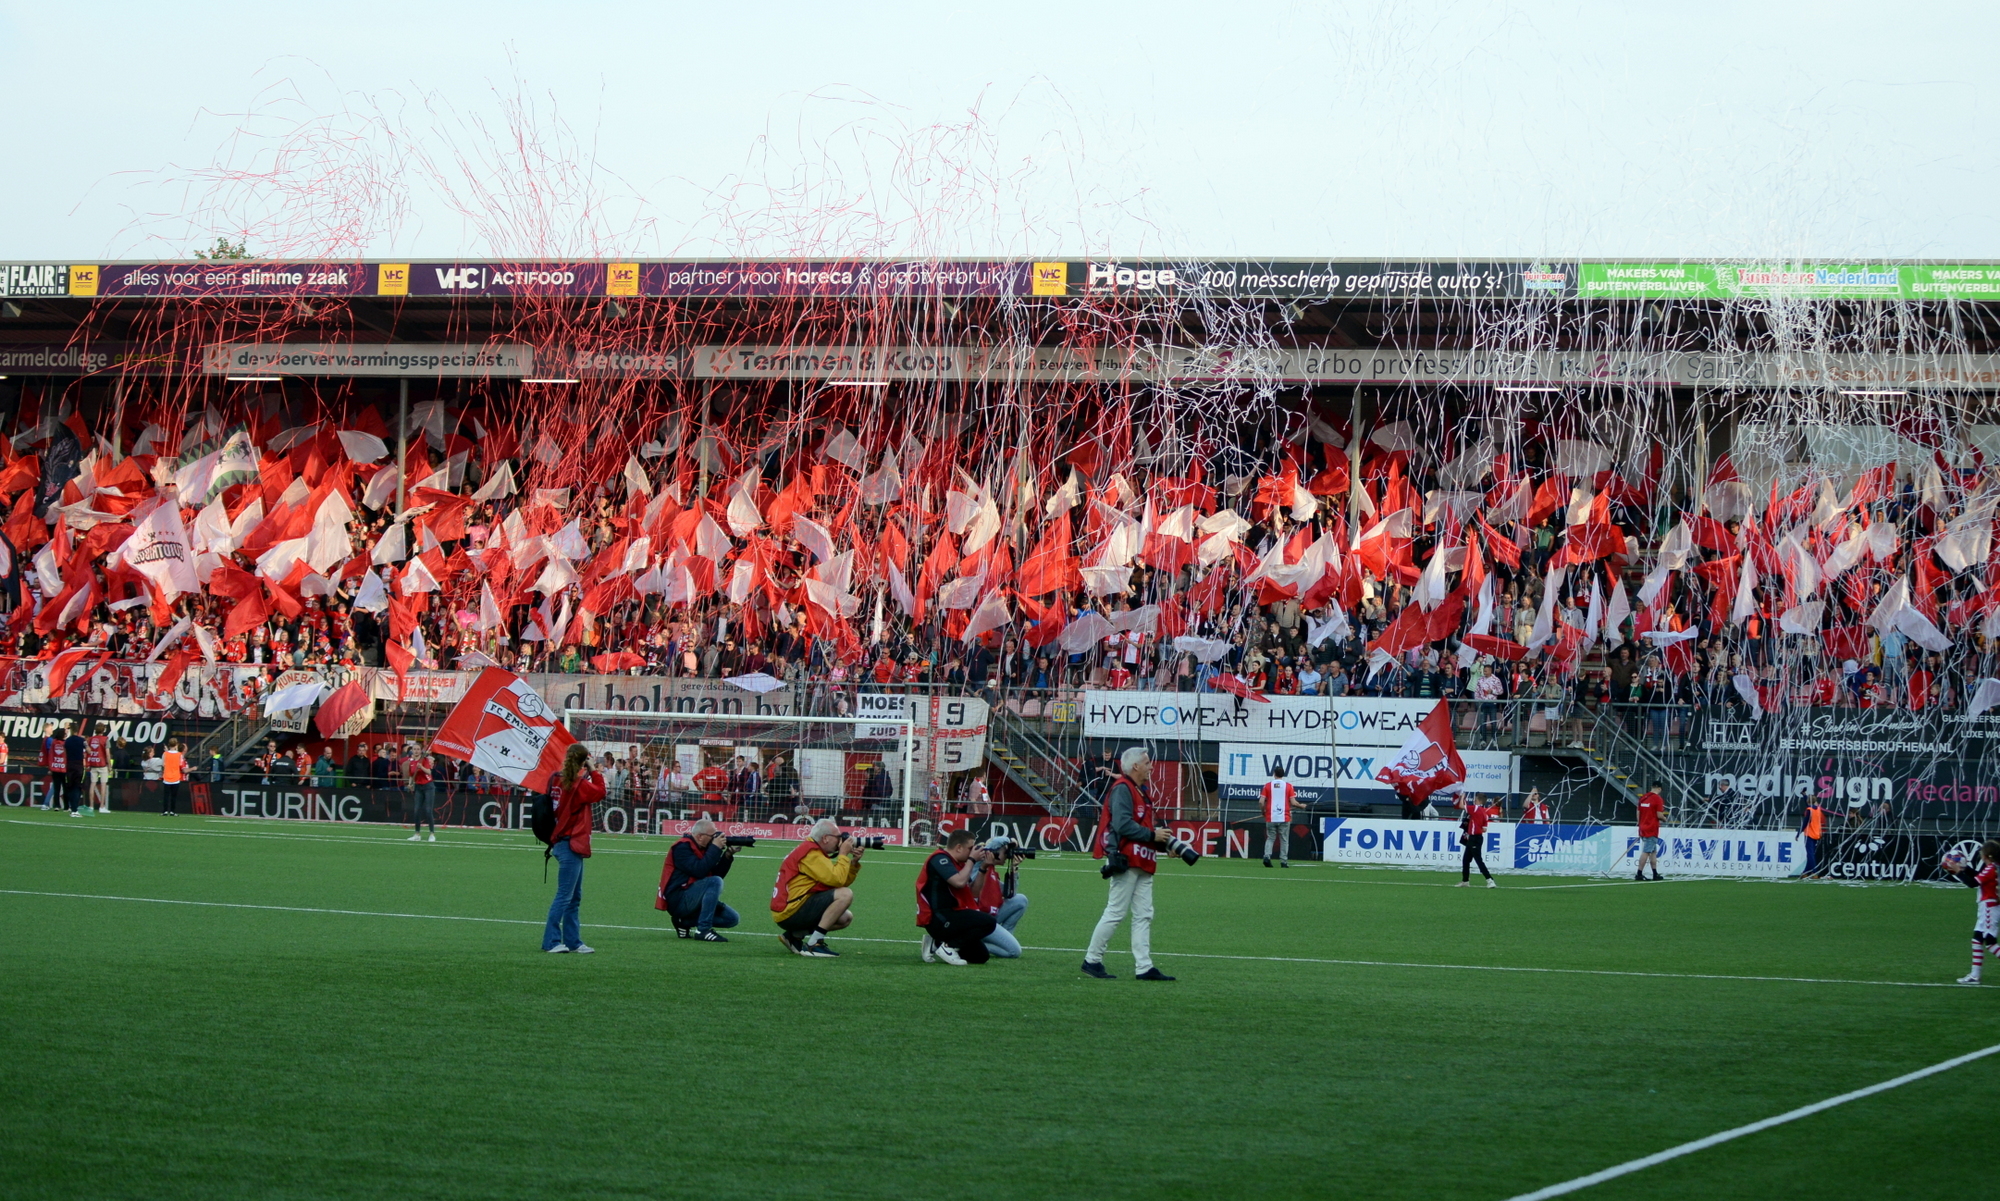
(1455, 881, 1469, 887)
(70, 810, 82, 817)
(920, 933, 936, 963)
(935, 944, 967, 966)
(573, 944, 595, 954)
(1959, 973, 1982, 985)
(1487, 879, 1499, 889)
(426, 834, 436, 842)
(408, 834, 422, 841)
(546, 945, 571, 953)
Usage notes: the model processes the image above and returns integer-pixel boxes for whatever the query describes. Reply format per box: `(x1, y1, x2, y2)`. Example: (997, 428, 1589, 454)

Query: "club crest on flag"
(1373, 699, 1466, 802)
(431, 667, 575, 793)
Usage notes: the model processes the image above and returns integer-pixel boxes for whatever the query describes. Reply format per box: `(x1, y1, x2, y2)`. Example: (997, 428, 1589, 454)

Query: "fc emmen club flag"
(1373, 698, 1466, 802)
(431, 668, 576, 793)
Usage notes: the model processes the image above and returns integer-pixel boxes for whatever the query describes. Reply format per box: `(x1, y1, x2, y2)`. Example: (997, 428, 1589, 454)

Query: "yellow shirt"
(773, 848, 862, 922)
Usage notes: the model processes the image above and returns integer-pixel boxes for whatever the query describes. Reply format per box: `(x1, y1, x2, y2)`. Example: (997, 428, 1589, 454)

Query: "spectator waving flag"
(431, 667, 576, 793)
(1374, 699, 1466, 802)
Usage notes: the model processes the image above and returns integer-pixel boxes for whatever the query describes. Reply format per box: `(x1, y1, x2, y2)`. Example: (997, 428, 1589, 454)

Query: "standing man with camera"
(771, 817, 867, 957)
(916, 828, 999, 965)
(658, 818, 742, 941)
(1083, 746, 1180, 982)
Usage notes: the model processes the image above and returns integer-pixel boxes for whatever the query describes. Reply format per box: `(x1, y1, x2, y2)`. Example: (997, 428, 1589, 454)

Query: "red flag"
(313, 679, 371, 738)
(1210, 673, 1269, 703)
(1373, 699, 1466, 802)
(1462, 633, 1527, 661)
(590, 651, 646, 673)
(430, 667, 576, 792)
(384, 638, 414, 702)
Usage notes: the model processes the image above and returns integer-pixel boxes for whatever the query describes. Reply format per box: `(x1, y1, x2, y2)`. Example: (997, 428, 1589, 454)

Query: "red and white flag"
(430, 667, 575, 792)
(1373, 699, 1466, 802)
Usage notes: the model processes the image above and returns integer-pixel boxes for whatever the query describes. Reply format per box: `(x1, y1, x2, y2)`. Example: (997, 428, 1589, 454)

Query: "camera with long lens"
(1163, 835, 1202, 866)
(849, 835, 889, 850)
(989, 837, 1036, 861)
(723, 835, 757, 848)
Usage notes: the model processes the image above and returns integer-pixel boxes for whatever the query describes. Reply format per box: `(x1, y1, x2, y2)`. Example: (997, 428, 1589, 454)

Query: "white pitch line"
(1503, 1041, 2000, 1199)
(0, 819, 1707, 887)
(0, 888, 1973, 989)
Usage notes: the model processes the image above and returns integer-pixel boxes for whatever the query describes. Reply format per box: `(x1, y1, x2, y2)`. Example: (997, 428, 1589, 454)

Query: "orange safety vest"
(1804, 805, 1824, 840)
(162, 751, 185, 785)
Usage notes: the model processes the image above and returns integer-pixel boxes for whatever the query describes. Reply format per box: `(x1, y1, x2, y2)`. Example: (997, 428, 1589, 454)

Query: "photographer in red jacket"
(915, 828, 999, 966)
(656, 818, 741, 942)
(543, 743, 605, 954)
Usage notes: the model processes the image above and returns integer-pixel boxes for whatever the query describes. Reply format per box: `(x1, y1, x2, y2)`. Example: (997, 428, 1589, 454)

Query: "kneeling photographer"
(1082, 747, 1199, 982)
(771, 818, 873, 957)
(915, 828, 998, 966)
(975, 835, 1032, 958)
(657, 819, 748, 941)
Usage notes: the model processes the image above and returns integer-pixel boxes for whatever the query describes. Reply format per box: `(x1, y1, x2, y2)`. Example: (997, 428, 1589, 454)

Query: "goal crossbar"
(561, 707, 918, 840)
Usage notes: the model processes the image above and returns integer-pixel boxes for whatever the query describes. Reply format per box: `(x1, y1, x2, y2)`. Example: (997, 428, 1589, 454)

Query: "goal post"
(561, 707, 918, 843)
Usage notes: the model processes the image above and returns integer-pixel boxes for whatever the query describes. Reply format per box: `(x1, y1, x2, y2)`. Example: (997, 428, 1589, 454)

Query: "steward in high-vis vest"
(770, 818, 865, 957)
(1082, 747, 1177, 982)
(1800, 803, 1828, 877)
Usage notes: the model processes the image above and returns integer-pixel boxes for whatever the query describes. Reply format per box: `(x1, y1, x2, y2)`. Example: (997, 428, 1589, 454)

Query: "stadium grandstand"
(3, 254, 1999, 875)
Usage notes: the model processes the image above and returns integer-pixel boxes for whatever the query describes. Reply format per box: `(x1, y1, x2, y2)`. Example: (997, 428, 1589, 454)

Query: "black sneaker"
(1134, 967, 1176, 981)
(1650, 873, 1664, 882)
(695, 930, 728, 942)
(782, 932, 807, 956)
(1079, 960, 1116, 979)
(1262, 858, 1272, 867)
(800, 937, 840, 958)
(1634, 870, 1645, 881)
(671, 920, 692, 939)
(1280, 861, 1290, 868)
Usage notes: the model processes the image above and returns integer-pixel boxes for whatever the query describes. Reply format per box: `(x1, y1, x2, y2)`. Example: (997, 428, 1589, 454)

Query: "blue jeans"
(983, 892, 1029, 958)
(666, 876, 740, 933)
(543, 839, 585, 950)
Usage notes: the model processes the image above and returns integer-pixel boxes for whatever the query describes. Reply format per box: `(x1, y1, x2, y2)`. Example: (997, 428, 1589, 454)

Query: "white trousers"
(1086, 870, 1154, 973)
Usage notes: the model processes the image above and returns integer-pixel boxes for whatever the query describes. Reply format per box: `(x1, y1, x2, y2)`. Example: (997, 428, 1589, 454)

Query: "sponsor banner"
(94, 262, 370, 298)
(642, 260, 1030, 298)
(1321, 816, 1501, 869)
(401, 263, 603, 297)
(540, 674, 802, 719)
(201, 343, 534, 378)
(1512, 823, 1624, 874)
(0, 263, 70, 297)
(546, 345, 685, 379)
(1084, 690, 1435, 746)
(1055, 260, 1554, 299)
(1219, 741, 1512, 802)
(5, 772, 908, 842)
(1624, 827, 1807, 879)
(1321, 817, 1809, 877)
(1817, 830, 1976, 884)
(0, 343, 184, 375)
(690, 344, 2000, 390)
(6, 257, 2000, 302)
(1578, 262, 2000, 302)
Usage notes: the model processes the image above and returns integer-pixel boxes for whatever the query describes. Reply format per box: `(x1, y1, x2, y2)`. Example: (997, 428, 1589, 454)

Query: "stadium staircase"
(1567, 707, 1702, 815)
(188, 713, 274, 772)
(985, 704, 1088, 814)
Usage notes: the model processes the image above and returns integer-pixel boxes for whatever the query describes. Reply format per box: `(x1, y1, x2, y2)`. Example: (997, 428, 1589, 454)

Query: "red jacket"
(551, 770, 605, 857)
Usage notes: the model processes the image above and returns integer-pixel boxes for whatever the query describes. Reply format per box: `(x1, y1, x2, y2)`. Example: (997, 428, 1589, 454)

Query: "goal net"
(561, 706, 917, 844)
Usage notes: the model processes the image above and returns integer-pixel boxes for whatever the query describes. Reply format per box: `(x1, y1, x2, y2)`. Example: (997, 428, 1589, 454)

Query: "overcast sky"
(2, 1, 1994, 261)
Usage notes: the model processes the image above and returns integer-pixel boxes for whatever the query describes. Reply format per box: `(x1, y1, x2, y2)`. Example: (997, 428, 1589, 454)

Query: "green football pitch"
(2, 810, 1994, 1200)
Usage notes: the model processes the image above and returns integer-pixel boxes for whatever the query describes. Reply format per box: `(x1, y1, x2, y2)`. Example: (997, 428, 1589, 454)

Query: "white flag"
(122, 498, 199, 598)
